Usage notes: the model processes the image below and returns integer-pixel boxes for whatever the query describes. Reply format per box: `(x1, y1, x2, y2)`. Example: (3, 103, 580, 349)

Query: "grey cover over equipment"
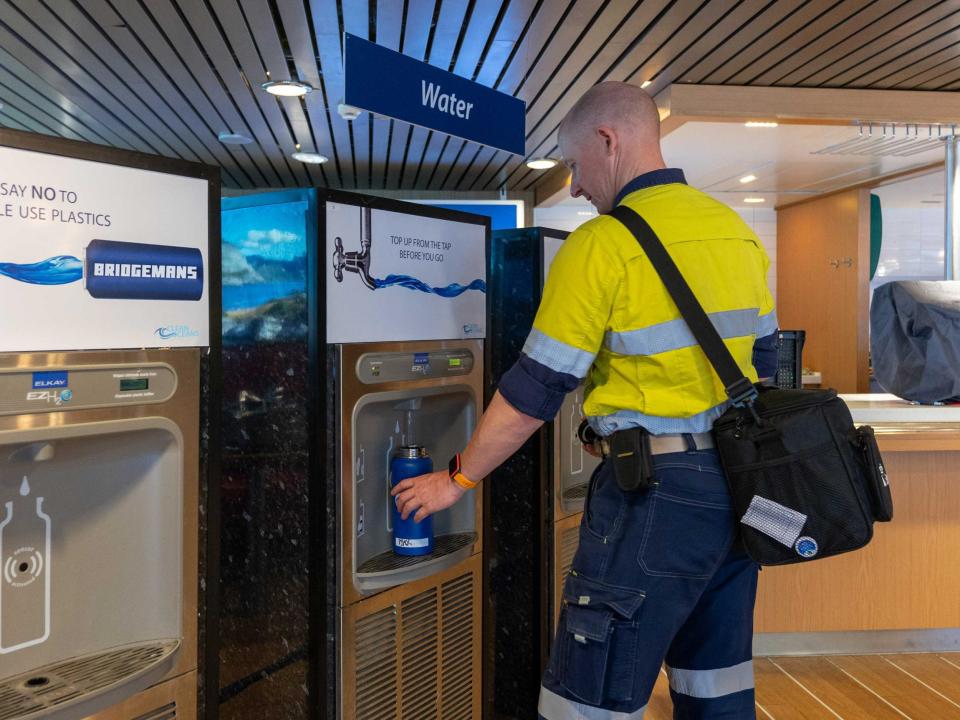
(871, 281, 960, 403)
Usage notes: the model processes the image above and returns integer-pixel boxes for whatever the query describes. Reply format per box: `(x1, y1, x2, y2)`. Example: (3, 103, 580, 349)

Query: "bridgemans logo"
(85, 240, 204, 301)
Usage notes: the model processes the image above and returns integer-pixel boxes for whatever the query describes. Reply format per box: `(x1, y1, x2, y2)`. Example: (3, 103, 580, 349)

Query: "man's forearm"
(459, 390, 544, 481)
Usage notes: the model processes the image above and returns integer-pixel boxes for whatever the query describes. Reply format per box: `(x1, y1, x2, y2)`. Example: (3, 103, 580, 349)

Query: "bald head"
(559, 82, 661, 149)
(558, 82, 666, 213)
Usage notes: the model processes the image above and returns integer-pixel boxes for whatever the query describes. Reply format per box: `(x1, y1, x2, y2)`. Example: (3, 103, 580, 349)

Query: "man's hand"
(391, 470, 466, 523)
(583, 440, 603, 458)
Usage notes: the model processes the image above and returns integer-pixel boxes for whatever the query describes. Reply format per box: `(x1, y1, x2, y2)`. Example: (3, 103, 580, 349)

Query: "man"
(392, 81, 778, 720)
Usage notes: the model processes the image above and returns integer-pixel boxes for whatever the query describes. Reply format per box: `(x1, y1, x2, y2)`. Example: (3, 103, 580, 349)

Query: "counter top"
(833, 394, 960, 451)
(840, 393, 960, 424)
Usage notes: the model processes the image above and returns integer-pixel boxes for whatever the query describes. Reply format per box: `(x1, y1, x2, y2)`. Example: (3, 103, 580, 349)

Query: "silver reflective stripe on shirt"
(604, 307, 761, 357)
(757, 309, 778, 338)
(523, 327, 596, 378)
(665, 660, 755, 699)
(538, 687, 646, 720)
(589, 401, 731, 436)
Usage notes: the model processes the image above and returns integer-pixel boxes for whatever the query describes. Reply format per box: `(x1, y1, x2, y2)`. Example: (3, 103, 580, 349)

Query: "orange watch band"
(448, 453, 477, 489)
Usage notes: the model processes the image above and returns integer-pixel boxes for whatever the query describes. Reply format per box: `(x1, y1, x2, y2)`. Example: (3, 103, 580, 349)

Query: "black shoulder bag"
(609, 205, 893, 565)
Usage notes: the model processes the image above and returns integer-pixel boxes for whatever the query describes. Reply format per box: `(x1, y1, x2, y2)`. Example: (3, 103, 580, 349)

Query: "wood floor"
(646, 654, 960, 720)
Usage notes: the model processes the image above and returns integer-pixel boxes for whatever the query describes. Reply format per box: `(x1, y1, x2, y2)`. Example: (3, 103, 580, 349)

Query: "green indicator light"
(449, 358, 462, 368)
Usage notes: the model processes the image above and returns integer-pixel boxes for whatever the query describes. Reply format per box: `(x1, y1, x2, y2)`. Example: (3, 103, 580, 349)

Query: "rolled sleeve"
(498, 353, 580, 421)
(752, 330, 779, 379)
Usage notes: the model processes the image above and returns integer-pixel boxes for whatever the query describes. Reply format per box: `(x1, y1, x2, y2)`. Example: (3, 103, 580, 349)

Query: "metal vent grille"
(559, 525, 580, 583)
(357, 532, 476, 574)
(349, 565, 479, 720)
(0, 640, 179, 720)
(133, 701, 177, 720)
(440, 573, 475, 720)
(812, 125, 947, 158)
(399, 588, 439, 719)
(354, 607, 398, 720)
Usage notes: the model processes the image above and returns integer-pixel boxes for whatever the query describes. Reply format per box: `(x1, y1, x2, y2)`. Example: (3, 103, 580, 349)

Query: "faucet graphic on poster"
(332, 206, 485, 297)
(0, 476, 52, 654)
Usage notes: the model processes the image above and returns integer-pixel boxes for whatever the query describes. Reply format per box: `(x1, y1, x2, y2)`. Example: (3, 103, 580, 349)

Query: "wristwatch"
(448, 453, 477, 490)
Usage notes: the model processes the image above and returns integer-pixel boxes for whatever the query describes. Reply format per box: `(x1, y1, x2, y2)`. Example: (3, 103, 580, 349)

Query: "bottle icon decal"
(0, 476, 52, 654)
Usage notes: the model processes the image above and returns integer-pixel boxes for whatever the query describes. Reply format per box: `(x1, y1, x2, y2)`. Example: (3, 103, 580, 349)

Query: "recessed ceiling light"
(218, 131, 252, 145)
(291, 150, 328, 164)
(744, 197, 765, 203)
(641, 80, 652, 89)
(526, 157, 558, 170)
(261, 80, 313, 97)
(576, 211, 594, 216)
(745, 121, 778, 128)
(739, 174, 757, 184)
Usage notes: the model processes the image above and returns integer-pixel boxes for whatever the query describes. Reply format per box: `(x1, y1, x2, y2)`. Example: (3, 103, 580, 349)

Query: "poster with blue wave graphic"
(221, 199, 308, 345)
(0, 144, 209, 352)
(326, 202, 486, 343)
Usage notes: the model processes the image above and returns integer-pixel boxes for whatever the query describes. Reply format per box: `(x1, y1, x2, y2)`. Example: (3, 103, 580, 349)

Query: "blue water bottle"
(391, 446, 434, 556)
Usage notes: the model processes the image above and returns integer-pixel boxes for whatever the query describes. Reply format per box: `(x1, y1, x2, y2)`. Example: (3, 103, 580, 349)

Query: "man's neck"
(615, 161, 668, 192)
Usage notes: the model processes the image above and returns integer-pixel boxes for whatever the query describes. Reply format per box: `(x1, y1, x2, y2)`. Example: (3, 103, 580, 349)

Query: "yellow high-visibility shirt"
(519, 174, 776, 435)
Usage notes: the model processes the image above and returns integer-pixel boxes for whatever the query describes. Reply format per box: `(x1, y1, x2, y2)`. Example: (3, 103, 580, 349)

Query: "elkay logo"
(155, 325, 200, 339)
(31, 372, 68, 390)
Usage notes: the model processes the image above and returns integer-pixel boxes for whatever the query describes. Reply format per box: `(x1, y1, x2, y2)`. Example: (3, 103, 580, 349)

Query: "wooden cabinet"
(776, 188, 871, 393)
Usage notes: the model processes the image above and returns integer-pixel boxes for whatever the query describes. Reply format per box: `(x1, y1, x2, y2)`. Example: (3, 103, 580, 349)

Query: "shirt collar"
(614, 168, 687, 207)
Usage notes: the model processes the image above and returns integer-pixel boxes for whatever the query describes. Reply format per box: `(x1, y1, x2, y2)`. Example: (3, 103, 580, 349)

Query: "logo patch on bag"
(795, 536, 819, 558)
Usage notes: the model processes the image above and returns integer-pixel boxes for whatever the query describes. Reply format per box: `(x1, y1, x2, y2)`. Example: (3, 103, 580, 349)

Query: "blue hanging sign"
(343, 34, 526, 156)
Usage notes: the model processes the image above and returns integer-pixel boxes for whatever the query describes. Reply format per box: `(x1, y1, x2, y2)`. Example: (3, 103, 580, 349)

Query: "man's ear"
(597, 126, 617, 156)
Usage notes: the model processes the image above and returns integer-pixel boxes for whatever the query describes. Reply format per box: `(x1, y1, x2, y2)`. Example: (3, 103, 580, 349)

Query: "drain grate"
(357, 532, 477, 574)
(0, 640, 179, 720)
(563, 483, 587, 502)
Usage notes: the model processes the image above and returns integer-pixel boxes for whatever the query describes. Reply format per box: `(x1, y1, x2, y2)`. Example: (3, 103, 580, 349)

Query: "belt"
(649, 431, 714, 454)
(600, 430, 714, 457)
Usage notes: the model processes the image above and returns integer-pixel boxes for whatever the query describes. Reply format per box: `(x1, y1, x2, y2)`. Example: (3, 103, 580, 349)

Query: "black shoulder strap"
(608, 204, 757, 406)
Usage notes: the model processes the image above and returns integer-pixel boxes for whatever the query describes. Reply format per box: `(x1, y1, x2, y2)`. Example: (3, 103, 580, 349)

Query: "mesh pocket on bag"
(726, 441, 873, 564)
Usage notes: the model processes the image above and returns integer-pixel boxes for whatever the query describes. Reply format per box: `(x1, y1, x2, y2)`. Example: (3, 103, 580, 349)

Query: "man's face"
(560, 128, 615, 214)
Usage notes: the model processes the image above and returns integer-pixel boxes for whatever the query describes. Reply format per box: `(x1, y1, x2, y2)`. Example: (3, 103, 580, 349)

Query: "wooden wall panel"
(755, 450, 960, 632)
(776, 188, 870, 393)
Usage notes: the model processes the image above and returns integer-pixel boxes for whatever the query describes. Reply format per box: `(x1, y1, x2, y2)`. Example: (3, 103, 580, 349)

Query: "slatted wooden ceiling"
(1, 0, 959, 192)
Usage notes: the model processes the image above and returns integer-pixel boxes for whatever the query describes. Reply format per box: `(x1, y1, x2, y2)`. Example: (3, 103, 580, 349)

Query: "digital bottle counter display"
(119, 378, 150, 392)
(357, 349, 474, 384)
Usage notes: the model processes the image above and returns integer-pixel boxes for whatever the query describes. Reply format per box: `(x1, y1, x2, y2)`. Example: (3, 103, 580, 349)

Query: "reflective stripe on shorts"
(665, 660, 755, 699)
(538, 686, 647, 720)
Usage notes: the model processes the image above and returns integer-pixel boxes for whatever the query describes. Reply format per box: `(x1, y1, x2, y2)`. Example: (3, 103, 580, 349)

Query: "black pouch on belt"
(609, 428, 655, 492)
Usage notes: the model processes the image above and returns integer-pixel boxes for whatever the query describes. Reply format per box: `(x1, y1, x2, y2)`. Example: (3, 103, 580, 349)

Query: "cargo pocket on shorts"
(550, 572, 645, 705)
(638, 488, 734, 579)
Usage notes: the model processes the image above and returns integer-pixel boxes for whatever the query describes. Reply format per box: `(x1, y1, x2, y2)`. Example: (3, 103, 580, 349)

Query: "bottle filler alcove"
(220, 189, 488, 720)
(483, 226, 601, 719)
(0, 351, 201, 720)
(0, 130, 215, 720)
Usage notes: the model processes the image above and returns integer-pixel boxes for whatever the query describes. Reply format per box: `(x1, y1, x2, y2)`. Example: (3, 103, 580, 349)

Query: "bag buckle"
(726, 378, 758, 407)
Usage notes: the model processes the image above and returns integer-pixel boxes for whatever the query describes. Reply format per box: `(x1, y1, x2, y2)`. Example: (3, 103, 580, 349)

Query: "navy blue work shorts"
(539, 449, 759, 720)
